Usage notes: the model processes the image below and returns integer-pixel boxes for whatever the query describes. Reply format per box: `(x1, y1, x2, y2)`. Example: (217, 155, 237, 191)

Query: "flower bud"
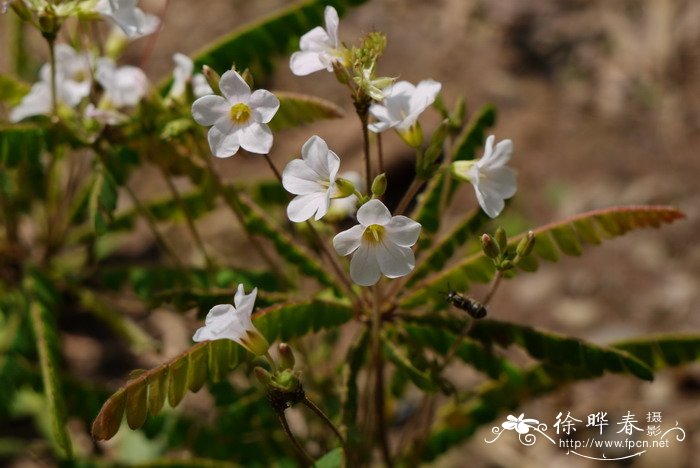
(516, 231, 535, 258)
(495, 227, 508, 252)
(334, 177, 356, 199)
(278, 342, 295, 371)
(240, 68, 255, 89)
(481, 233, 499, 259)
(10, 1, 33, 21)
(499, 259, 514, 271)
(371, 173, 387, 198)
(254, 366, 273, 387)
(202, 65, 221, 95)
(332, 61, 351, 85)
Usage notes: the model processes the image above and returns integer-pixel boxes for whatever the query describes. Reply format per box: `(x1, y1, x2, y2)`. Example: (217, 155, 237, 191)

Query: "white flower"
(169, 53, 213, 99)
(289, 6, 345, 76)
(95, 58, 149, 107)
(333, 199, 421, 286)
(502, 414, 539, 434)
(191, 70, 280, 158)
(192, 284, 269, 356)
(452, 135, 516, 218)
(368, 79, 442, 133)
(10, 44, 91, 122)
(96, 0, 160, 38)
(282, 136, 340, 222)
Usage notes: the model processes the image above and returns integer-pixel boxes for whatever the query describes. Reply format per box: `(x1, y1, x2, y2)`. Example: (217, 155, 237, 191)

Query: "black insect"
(445, 290, 487, 319)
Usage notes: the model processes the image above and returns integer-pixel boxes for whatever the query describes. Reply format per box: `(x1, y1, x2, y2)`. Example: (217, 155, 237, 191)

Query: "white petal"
(368, 104, 397, 132)
(385, 81, 416, 97)
(9, 82, 52, 122)
(249, 89, 280, 123)
(299, 26, 331, 52)
(502, 421, 518, 431)
(170, 53, 193, 97)
(376, 241, 414, 278)
(410, 79, 442, 111)
(192, 95, 229, 125)
(193, 74, 214, 97)
(287, 192, 328, 223)
(356, 199, 392, 227)
(384, 216, 421, 247)
(282, 159, 327, 195)
(480, 138, 513, 169)
(324, 6, 340, 48)
(302, 136, 339, 181)
(482, 135, 495, 160)
(238, 122, 273, 154)
(515, 423, 531, 434)
(204, 304, 235, 329)
(333, 225, 365, 256)
(349, 244, 381, 286)
(208, 126, 240, 158)
(474, 184, 506, 219)
(219, 70, 251, 103)
(290, 50, 326, 76)
(480, 166, 517, 199)
(233, 284, 257, 318)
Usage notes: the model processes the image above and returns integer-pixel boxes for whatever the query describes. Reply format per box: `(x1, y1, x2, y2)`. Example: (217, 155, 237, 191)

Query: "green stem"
(394, 177, 424, 216)
(47, 36, 58, 119)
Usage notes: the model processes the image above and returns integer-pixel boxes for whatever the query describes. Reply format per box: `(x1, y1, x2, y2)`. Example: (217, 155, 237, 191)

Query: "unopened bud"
(499, 259, 514, 271)
(334, 177, 356, 198)
(332, 61, 351, 85)
(10, 1, 33, 21)
(254, 366, 273, 387)
(240, 68, 254, 89)
(278, 343, 295, 370)
(494, 227, 508, 252)
(516, 231, 535, 258)
(371, 173, 387, 198)
(202, 65, 221, 95)
(481, 233, 499, 259)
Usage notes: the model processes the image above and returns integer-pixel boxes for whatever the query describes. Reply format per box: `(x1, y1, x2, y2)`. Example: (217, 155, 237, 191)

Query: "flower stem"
(276, 410, 314, 466)
(47, 36, 58, 119)
(371, 284, 392, 467)
(158, 166, 215, 273)
(393, 178, 424, 216)
(377, 132, 385, 178)
(301, 397, 349, 459)
(356, 104, 373, 197)
(263, 155, 359, 303)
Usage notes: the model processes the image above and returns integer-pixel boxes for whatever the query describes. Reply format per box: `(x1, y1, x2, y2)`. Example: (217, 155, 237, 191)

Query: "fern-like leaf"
(402, 205, 685, 308)
(91, 299, 353, 440)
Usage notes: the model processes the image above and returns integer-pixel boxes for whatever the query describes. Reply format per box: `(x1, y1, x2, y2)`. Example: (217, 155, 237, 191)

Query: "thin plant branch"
(371, 283, 393, 467)
(301, 397, 349, 459)
(276, 410, 314, 466)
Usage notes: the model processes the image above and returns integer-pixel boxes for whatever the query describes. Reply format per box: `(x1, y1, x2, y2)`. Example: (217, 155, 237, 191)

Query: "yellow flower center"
(363, 224, 385, 244)
(229, 103, 251, 124)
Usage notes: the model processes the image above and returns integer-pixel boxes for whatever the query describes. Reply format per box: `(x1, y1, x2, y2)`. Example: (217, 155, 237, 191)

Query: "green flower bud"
(499, 259, 514, 271)
(371, 173, 387, 198)
(240, 68, 255, 89)
(516, 231, 535, 258)
(332, 61, 351, 85)
(334, 177, 356, 199)
(481, 233, 500, 259)
(495, 227, 508, 252)
(278, 343, 295, 371)
(254, 366, 274, 387)
(202, 65, 221, 95)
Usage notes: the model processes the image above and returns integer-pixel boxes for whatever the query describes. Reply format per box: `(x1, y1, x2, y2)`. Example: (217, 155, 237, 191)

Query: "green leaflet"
(235, 193, 341, 294)
(402, 322, 520, 380)
(412, 105, 497, 242)
(314, 447, 344, 468)
(268, 91, 345, 132)
(419, 334, 700, 462)
(28, 301, 73, 458)
(383, 337, 437, 392)
(88, 164, 118, 235)
(0, 125, 46, 167)
(91, 299, 353, 440)
(0, 73, 29, 106)
(408, 208, 490, 286)
(341, 331, 369, 434)
(401, 205, 685, 309)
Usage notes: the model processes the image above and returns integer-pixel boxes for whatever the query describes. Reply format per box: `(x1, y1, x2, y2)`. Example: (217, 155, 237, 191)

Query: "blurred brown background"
(2, 0, 699, 466)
